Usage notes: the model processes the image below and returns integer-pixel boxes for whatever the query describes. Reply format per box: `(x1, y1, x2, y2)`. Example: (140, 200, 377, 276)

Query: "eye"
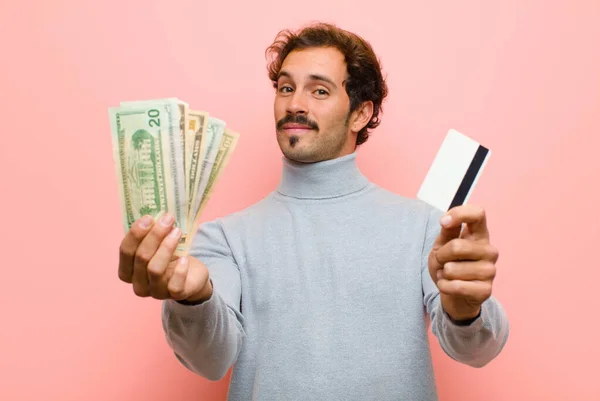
(314, 89, 329, 97)
(278, 85, 293, 93)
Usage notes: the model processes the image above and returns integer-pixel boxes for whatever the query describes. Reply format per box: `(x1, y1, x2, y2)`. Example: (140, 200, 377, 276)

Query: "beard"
(275, 112, 351, 163)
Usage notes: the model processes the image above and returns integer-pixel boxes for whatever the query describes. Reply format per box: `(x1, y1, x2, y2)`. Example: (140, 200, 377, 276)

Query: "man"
(118, 23, 509, 401)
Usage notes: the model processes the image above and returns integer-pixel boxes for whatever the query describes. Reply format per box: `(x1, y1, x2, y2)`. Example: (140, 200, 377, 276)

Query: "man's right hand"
(118, 213, 213, 303)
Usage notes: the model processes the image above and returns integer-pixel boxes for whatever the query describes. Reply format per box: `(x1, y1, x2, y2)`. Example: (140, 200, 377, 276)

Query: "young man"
(118, 23, 509, 401)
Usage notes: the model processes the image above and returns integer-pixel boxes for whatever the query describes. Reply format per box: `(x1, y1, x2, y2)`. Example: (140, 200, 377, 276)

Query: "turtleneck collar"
(275, 152, 370, 199)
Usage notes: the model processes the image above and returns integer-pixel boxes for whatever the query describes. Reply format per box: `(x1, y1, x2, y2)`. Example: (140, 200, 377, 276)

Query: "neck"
(276, 152, 369, 199)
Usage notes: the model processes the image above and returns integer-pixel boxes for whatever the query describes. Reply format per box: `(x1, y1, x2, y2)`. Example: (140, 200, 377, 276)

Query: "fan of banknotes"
(108, 97, 239, 255)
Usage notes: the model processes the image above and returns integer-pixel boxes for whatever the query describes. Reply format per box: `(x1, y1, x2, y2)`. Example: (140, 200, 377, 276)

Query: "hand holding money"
(118, 213, 213, 302)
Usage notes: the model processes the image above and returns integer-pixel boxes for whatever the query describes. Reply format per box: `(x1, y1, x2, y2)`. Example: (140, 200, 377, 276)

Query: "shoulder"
(367, 185, 446, 257)
(196, 192, 279, 234)
(368, 184, 444, 222)
(188, 193, 278, 254)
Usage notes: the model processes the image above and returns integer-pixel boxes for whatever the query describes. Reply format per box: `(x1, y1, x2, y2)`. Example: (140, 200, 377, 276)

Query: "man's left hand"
(428, 204, 499, 322)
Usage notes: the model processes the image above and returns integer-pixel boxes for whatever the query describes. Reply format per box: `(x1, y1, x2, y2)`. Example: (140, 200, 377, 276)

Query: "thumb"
(167, 256, 190, 300)
(433, 213, 462, 250)
(183, 257, 211, 302)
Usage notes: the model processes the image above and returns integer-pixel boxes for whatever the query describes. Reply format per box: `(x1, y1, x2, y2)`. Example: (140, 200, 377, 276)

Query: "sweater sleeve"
(421, 206, 510, 368)
(161, 219, 245, 380)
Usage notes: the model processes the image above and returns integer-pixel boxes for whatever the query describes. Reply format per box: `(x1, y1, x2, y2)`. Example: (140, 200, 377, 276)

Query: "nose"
(286, 90, 308, 115)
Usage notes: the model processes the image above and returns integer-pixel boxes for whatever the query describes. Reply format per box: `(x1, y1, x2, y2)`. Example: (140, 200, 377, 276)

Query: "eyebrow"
(277, 71, 338, 89)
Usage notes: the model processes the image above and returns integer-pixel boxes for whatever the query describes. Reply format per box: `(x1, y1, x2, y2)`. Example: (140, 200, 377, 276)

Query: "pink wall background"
(1, 1, 599, 400)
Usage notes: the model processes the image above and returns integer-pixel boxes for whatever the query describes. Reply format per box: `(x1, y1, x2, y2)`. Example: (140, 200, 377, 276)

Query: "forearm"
(429, 295, 509, 368)
(161, 285, 246, 380)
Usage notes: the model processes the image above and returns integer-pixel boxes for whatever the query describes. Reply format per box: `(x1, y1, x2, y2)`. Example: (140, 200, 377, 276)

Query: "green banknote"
(186, 110, 209, 218)
(109, 104, 175, 229)
(188, 117, 226, 227)
(186, 128, 240, 249)
(118, 98, 187, 234)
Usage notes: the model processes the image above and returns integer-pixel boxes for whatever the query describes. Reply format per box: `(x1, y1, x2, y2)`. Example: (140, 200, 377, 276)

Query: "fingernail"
(139, 215, 153, 228)
(179, 256, 187, 265)
(160, 213, 174, 227)
(440, 215, 452, 226)
(169, 227, 181, 238)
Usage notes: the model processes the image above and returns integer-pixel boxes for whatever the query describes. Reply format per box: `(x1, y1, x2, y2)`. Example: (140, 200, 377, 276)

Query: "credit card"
(417, 129, 491, 211)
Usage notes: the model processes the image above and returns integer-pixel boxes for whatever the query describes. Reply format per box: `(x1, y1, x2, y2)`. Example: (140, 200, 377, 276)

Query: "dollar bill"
(186, 110, 209, 218)
(188, 116, 226, 228)
(186, 128, 240, 250)
(201, 128, 240, 209)
(178, 102, 189, 187)
(118, 98, 188, 240)
(109, 104, 176, 235)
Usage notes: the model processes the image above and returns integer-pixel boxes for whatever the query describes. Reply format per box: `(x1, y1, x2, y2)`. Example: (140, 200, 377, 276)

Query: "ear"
(350, 101, 374, 133)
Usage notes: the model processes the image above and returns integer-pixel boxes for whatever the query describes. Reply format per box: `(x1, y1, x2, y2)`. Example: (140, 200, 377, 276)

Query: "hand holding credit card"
(420, 129, 499, 323)
(417, 129, 491, 211)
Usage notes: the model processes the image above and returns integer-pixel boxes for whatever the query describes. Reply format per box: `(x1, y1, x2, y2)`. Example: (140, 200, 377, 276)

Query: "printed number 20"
(148, 109, 160, 127)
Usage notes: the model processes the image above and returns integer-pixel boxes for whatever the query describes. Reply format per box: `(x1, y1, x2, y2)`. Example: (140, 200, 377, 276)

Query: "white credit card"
(417, 129, 491, 211)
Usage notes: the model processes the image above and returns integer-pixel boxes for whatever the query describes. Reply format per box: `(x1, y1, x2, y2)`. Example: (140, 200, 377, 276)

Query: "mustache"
(276, 114, 319, 131)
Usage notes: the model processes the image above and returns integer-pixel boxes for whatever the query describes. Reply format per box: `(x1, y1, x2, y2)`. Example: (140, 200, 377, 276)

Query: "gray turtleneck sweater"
(161, 152, 509, 401)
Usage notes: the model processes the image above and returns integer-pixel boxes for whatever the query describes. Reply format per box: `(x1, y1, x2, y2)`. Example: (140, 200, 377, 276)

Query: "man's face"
(273, 47, 356, 163)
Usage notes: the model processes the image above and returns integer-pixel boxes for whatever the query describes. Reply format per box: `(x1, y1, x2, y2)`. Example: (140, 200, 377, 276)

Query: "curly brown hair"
(265, 23, 388, 146)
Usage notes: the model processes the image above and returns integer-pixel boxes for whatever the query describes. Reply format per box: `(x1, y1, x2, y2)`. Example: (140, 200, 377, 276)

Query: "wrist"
(446, 307, 481, 326)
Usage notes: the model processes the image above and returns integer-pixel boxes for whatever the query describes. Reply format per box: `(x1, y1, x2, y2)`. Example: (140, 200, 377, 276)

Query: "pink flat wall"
(1, 1, 598, 400)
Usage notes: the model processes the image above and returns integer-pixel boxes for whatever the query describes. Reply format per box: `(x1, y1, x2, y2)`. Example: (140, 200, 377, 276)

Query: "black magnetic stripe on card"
(449, 145, 489, 210)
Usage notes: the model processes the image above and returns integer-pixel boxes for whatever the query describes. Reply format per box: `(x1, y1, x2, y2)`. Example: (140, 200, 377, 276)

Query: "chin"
(281, 147, 318, 163)
(277, 141, 317, 163)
